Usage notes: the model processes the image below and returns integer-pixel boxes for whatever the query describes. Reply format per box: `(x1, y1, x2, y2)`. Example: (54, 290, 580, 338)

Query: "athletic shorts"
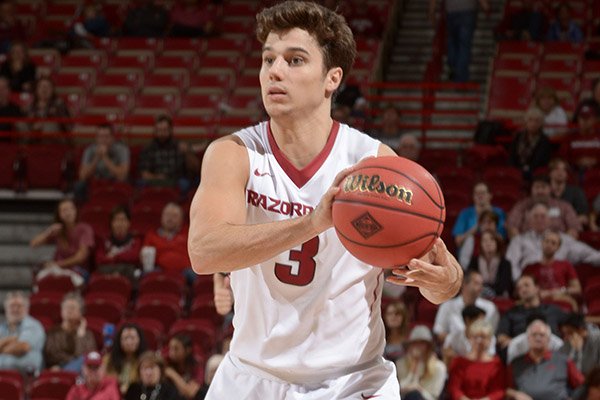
(206, 352, 401, 399)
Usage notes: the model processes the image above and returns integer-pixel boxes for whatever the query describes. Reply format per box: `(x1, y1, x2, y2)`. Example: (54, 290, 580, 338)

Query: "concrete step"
(0, 224, 47, 244)
(0, 266, 33, 289)
(0, 244, 54, 265)
(0, 213, 53, 224)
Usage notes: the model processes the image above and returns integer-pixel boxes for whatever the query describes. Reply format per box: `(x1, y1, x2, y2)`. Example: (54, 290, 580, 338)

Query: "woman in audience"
(396, 325, 447, 400)
(534, 86, 568, 137)
(509, 106, 553, 181)
(104, 323, 147, 395)
(95, 205, 142, 281)
(30, 198, 94, 287)
(24, 76, 71, 141)
(447, 320, 506, 400)
(0, 41, 36, 92)
(383, 301, 410, 362)
(164, 334, 202, 400)
(546, 3, 584, 43)
(467, 230, 514, 298)
(125, 351, 178, 400)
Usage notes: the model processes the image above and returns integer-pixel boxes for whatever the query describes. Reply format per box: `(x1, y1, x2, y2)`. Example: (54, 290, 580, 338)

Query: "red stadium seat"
(85, 297, 124, 324)
(134, 186, 180, 210)
(487, 76, 533, 119)
(414, 298, 438, 327)
(134, 298, 181, 332)
(0, 376, 23, 400)
(79, 205, 112, 239)
(436, 167, 476, 194)
(107, 54, 154, 73)
(53, 71, 94, 94)
(189, 293, 223, 327)
(132, 94, 180, 116)
(483, 166, 523, 188)
(61, 52, 107, 74)
(192, 274, 214, 296)
(198, 55, 239, 77)
(85, 288, 130, 310)
(579, 232, 600, 251)
(85, 93, 133, 116)
(36, 275, 75, 294)
(94, 72, 142, 94)
(538, 58, 581, 78)
(179, 94, 220, 116)
(496, 41, 542, 59)
(116, 37, 162, 54)
(22, 145, 69, 190)
(169, 318, 217, 355)
(143, 73, 187, 94)
(85, 316, 108, 349)
(204, 37, 249, 57)
(138, 272, 185, 299)
(131, 205, 162, 235)
(30, 371, 76, 400)
(492, 57, 538, 76)
(0, 144, 20, 189)
(493, 297, 515, 314)
(87, 273, 133, 300)
(542, 42, 585, 60)
(123, 317, 165, 350)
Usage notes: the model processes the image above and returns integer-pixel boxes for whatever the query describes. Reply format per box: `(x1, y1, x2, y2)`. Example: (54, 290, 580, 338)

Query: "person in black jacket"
(125, 351, 179, 400)
(510, 106, 553, 181)
(467, 230, 513, 298)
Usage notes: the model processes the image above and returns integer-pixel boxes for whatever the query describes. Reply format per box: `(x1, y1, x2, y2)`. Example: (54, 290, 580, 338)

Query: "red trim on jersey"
(267, 120, 340, 188)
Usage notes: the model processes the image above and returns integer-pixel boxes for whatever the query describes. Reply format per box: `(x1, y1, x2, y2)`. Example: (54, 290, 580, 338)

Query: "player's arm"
(379, 144, 464, 304)
(188, 136, 346, 274)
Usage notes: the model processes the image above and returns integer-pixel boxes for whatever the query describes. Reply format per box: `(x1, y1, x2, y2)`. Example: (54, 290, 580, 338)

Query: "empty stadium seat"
(169, 318, 217, 355)
(134, 297, 181, 332)
(138, 271, 185, 299)
(0, 144, 20, 189)
(0, 376, 23, 400)
(22, 145, 70, 190)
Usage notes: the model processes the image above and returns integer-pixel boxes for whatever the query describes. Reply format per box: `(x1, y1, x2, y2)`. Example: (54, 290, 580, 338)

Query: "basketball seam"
(334, 199, 445, 224)
(335, 228, 438, 249)
(359, 164, 444, 209)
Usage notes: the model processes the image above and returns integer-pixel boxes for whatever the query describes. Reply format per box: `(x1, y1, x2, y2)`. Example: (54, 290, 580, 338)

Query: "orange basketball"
(332, 156, 445, 268)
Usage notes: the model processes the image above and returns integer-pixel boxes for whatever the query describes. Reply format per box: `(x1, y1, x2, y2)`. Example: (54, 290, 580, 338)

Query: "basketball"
(332, 156, 445, 268)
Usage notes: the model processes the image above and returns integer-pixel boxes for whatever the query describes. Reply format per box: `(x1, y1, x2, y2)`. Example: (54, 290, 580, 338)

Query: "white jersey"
(230, 121, 385, 384)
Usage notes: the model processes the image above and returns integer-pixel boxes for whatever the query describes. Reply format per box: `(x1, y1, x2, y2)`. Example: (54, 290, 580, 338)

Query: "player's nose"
(268, 56, 285, 80)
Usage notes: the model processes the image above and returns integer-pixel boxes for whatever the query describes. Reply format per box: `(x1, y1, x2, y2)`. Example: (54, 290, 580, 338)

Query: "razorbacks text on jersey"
(229, 121, 387, 384)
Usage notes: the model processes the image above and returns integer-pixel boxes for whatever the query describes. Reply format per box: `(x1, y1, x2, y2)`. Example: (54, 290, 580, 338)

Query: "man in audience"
(506, 202, 600, 278)
(138, 114, 199, 194)
(396, 134, 421, 162)
(66, 351, 120, 400)
(372, 106, 403, 148)
(563, 99, 600, 173)
(433, 270, 499, 344)
(0, 291, 45, 373)
(507, 175, 581, 239)
(522, 230, 581, 310)
(75, 124, 130, 201)
(0, 76, 22, 137)
(497, 275, 566, 351)
(549, 158, 590, 228)
(442, 304, 496, 365)
(122, 0, 168, 37)
(143, 202, 192, 278)
(45, 292, 97, 372)
(507, 319, 584, 400)
(560, 313, 600, 376)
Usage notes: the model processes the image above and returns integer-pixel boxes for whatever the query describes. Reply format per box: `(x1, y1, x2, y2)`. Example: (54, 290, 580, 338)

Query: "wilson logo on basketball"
(343, 174, 413, 205)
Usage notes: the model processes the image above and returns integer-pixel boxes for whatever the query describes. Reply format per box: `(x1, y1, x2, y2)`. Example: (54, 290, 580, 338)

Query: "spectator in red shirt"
(522, 230, 581, 310)
(66, 351, 120, 400)
(447, 320, 505, 400)
(143, 202, 192, 277)
(95, 205, 142, 281)
(164, 334, 203, 399)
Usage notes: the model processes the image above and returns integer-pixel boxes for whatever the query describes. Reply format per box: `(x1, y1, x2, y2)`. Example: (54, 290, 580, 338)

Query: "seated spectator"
(66, 351, 120, 400)
(44, 292, 97, 372)
(396, 325, 447, 400)
(562, 99, 600, 173)
(164, 334, 202, 399)
(453, 182, 507, 250)
(143, 202, 192, 278)
(535, 86, 568, 137)
(494, 1, 546, 41)
(459, 209, 503, 267)
(443, 305, 496, 366)
(497, 275, 567, 351)
(546, 3, 584, 43)
(138, 114, 199, 193)
(466, 230, 513, 298)
(0, 75, 23, 137)
(95, 206, 142, 281)
(197, 353, 225, 399)
(573, 366, 600, 400)
(506, 312, 564, 364)
(506, 202, 600, 277)
(383, 301, 410, 362)
(372, 106, 404, 149)
(0, 291, 44, 373)
(560, 313, 600, 376)
(506, 176, 581, 239)
(509, 107, 553, 181)
(433, 270, 499, 344)
(549, 158, 590, 228)
(70, 2, 111, 48)
(506, 319, 584, 400)
(122, 0, 168, 37)
(0, 1, 27, 54)
(75, 124, 130, 201)
(447, 320, 505, 400)
(30, 198, 94, 287)
(396, 134, 421, 162)
(0, 41, 35, 92)
(22, 77, 71, 142)
(104, 323, 147, 395)
(522, 230, 582, 310)
(125, 351, 178, 400)
(170, 0, 219, 37)
(346, 0, 383, 38)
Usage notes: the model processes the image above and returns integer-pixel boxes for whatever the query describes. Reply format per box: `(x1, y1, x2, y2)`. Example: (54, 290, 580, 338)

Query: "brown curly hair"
(256, 1, 356, 85)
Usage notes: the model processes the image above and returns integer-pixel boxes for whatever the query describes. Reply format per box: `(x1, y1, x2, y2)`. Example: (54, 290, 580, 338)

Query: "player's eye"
(263, 56, 274, 65)
(290, 56, 304, 66)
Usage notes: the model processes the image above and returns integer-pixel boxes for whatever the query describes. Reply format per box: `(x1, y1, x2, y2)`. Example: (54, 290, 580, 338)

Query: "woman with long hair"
(396, 325, 447, 400)
(0, 41, 36, 92)
(104, 323, 147, 395)
(467, 230, 513, 298)
(125, 351, 179, 400)
(383, 301, 410, 362)
(24, 76, 71, 140)
(164, 334, 203, 400)
(30, 198, 94, 287)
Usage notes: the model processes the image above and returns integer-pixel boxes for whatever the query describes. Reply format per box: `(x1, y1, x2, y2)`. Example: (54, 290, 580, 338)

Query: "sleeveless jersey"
(230, 121, 386, 384)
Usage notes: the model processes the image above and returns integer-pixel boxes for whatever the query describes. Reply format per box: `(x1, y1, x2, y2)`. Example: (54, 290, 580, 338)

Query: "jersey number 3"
(274, 237, 320, 286)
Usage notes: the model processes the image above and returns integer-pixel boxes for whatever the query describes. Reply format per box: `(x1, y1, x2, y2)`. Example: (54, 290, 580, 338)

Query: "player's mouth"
(267, 87, 287, 98)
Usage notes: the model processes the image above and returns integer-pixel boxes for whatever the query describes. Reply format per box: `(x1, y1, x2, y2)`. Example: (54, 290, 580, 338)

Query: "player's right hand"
(214, 273, 233, 316)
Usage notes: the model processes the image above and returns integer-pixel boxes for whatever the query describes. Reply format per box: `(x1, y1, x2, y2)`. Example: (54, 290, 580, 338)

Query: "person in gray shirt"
(0, 291, 45, 373)
(560, 313, 600, 376)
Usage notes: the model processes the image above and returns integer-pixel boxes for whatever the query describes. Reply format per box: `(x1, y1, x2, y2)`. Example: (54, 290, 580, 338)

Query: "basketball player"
(188, 2, 463, 398)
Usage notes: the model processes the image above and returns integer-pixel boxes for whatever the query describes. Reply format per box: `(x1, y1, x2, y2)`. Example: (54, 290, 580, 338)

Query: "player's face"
(260, 28, 342, 119)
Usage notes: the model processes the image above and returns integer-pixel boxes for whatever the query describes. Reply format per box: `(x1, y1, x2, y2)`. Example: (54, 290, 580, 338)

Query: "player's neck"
(270, 114, 334, 169)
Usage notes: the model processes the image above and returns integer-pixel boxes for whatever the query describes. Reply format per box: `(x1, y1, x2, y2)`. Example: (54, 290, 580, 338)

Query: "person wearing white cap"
(396, 325, 447, 400)
(66, 351, 120, 400)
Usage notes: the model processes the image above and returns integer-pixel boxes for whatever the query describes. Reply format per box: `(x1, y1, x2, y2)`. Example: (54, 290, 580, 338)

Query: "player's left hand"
(385, 238, 463, 304)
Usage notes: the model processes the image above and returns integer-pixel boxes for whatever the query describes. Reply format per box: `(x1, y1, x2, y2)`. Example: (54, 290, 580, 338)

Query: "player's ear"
(325, 67, 343, 94)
